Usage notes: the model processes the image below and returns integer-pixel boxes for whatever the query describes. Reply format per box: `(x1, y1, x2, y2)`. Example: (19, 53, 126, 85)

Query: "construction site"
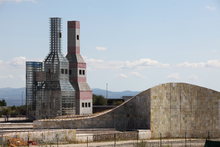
(0, 17, 219, 146)
(1, 82, 220, 146)
(0, 116, 216, 147)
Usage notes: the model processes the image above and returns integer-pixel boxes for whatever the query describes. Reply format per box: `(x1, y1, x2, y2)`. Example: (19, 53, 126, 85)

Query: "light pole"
(21, 91, 24, 106)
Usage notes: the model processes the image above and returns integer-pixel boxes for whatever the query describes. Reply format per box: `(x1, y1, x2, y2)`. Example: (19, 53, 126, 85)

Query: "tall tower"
(35, 18, 76, 119)
(66, 21, 92, 115)
(26, 61, 43, 120)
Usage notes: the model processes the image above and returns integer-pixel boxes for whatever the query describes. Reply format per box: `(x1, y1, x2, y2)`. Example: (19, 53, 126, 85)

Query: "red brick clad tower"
(66, 21, 92, 115)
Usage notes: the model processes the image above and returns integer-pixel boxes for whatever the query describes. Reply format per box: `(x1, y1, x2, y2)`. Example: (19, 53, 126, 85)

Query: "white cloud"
(206, 60, 220, 68)
(206, 5, 216, 11)
(8, 56, 26, 67)
(0, 74, 14, 79)
(96, 46, 107, 51)
(119, 73, 128, 79)
(167, 73, 181, 80)
(85, 57, 104, 63)
(130, 72, 145, 79)
(85, 57, 170, 70)
(187, 75, 199, 81)
(75, 57, 220, 70)
(0, 56, 42, 88)
(123, 58, 169, 69)
(0, 60, 3, 65)
(177, 60, 220, 68)
(0, 56, 28, 71)
(177, 62, 205, 68)
(85, 57, 117, 70)
(86, 57, 220, 70)
(0, 0, 36, 4)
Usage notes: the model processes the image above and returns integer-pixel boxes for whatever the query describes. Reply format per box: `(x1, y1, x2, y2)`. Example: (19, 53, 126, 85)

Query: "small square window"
(82, 103, 84, 107)
(79, 69, 85, 75)
(77, 35, 79, 40)
(61, 69, 64, 74)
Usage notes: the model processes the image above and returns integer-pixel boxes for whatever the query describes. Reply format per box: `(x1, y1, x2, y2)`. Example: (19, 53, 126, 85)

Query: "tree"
(93, 94, 107, 105)
(0, 105, 26, 119)
(2, 107, 10, 121)
(113, 100, 124, 105)
(0, 99, 7, 106)
(16, 105, 26, 115)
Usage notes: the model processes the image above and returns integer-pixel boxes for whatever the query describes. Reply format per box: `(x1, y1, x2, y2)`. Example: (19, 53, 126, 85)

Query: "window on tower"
(77, 35, 79, 40)
(79, 69, 85, 75)
(61, 69, 64, 74)
(65, 69, 68, 74)
(69, 70, 72, 75)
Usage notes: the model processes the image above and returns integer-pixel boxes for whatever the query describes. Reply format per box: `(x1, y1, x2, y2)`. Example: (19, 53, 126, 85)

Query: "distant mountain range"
(0, 88, 25, 106)
(0, 87, 140, 106)
(92, 88, 139, 98)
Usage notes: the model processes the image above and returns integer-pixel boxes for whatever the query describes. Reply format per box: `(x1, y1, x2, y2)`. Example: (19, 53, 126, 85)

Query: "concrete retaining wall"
(3, 129, 76, 144)
(34, 83, 220, 139)
(34, 90, 151, 130)
(150, 83, 220, 138)
(0, 123, 33, 129)
(3, 130, 150, 144)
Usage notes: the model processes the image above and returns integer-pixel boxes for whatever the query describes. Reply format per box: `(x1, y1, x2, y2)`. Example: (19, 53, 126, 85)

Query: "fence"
(0, 130, 219, 147)
(74, 131, 214, 147)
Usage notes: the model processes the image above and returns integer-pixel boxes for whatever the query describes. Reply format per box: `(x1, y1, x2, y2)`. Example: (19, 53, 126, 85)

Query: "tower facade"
(26, 18, 76, 119)
(66, 21, 92, 115)
(26, 61, 43, 120)
(26, 18, 92, 119)
(39, 18, 76, 118)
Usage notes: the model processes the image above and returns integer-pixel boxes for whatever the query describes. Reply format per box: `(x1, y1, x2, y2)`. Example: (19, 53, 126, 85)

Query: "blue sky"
(0, 0, 220, 91)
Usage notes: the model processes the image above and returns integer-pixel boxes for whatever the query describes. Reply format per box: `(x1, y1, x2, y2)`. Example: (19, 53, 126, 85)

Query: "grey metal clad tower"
(29, 17, 76, 119)
(38, 17, 76, 118)
(26, 61, 43, 120)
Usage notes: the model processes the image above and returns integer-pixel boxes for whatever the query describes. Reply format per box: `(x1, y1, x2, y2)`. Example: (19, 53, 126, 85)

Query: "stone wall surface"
(150, 83, 220, 138)
(34, 83, 220, 138)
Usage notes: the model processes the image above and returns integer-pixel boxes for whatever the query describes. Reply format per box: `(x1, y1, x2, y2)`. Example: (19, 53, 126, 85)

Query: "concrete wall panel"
(34, 83, 220, 139)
